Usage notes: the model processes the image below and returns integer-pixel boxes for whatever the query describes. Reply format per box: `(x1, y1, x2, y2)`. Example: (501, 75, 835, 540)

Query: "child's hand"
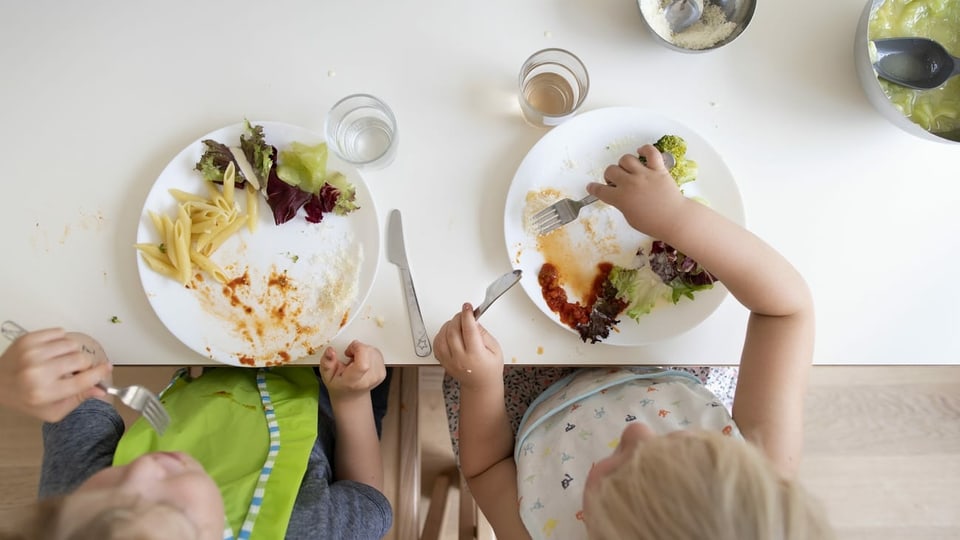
(587, 144, 689, 241)
(433, 303, 503, 391)
(319, 340, 387, 401)
(0, 329, 110, 422)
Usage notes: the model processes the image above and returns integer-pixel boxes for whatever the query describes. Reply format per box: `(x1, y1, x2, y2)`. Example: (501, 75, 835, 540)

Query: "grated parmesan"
(640, 0, 738, 51)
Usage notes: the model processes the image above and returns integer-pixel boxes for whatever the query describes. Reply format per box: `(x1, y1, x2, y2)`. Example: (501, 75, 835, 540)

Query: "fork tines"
(531, 194, 598, 236)
(143, 397, 170, 435)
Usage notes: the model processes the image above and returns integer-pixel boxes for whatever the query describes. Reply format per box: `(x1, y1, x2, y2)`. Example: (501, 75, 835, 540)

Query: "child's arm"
(434, 304, 532, 539)
(0, 328, 111, 422)
(590, 146, 814, 476)
(319, 341, 387, 491)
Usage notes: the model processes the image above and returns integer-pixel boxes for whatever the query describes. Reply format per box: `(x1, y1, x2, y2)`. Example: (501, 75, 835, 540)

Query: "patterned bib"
(515, 367, 742, 539)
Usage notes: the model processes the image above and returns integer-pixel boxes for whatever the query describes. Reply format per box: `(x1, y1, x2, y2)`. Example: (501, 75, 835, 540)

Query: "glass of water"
(518, 48, 590, 128)
(324, 93, 398, 169)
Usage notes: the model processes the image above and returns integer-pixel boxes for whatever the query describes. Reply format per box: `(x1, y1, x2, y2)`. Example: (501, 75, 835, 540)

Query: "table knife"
(386, 209, 432, 357)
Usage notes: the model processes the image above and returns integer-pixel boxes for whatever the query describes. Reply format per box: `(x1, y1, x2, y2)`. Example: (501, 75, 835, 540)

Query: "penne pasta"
(168, 189, 208, 204)
(134, 243, 167, 260)
(139, 163, 263, 284)
(202, 214, 246, 256)
(189, 250, 229, 284)
(222, 162, 236, 207)
(174, 206, 192, 284)
(162, 215, 179, 270)
(139, 252, 180, 281)
(148, 211, 164, 237)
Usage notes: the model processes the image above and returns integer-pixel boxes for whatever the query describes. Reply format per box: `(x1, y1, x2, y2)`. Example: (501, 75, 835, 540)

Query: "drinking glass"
(324, 93, 398, 169)
(518, 48, 590, 128)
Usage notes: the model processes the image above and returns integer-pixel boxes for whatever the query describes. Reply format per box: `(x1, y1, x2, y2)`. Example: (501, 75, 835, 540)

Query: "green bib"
(113, 367, 319, 540)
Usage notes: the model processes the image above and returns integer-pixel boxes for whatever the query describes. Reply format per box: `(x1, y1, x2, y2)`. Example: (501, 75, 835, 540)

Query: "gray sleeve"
(286, 441, 393, 539)
(39, 399, 124, 498)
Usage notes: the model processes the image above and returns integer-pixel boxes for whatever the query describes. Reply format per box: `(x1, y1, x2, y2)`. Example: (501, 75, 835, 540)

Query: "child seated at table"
(433, 145, 834, 539)
(0, 331, 393, 540)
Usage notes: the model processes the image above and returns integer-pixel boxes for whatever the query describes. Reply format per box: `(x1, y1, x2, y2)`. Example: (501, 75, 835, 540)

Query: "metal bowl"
(854, 0, 960, 144)
(637, 0, 756, 53)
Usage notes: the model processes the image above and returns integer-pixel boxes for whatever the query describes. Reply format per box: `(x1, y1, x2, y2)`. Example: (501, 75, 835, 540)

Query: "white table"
(1, 0, 957, 366)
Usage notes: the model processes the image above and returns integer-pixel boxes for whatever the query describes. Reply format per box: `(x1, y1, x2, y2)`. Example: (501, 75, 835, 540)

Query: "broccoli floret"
(652, 134, 697, 186)
(653, 135, 687, 159)
(671, 157, 698, 186)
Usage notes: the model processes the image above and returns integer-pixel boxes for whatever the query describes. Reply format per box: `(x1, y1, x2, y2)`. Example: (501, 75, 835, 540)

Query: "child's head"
(582, 423, 833, 540)
(1, 452, 224, 540)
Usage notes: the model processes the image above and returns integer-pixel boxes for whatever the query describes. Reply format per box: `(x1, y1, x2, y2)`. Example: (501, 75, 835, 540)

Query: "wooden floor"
(1, 365, 958, 539)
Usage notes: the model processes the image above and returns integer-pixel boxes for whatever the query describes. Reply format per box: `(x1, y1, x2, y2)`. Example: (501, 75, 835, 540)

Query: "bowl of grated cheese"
(637, 0, 756, 53)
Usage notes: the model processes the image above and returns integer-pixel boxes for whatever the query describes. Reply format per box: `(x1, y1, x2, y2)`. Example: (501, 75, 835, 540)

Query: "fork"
(531, 151, 678, 236)
(530, 194, 600, 236)
(1, 320, 170, 435)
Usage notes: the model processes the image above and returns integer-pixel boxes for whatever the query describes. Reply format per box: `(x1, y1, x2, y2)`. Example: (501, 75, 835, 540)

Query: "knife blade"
(387, 209, 432, 357)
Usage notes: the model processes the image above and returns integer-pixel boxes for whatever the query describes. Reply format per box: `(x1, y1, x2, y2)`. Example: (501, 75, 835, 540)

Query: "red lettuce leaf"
(303, 183, 340, 224)
(265, 147, 312, 225)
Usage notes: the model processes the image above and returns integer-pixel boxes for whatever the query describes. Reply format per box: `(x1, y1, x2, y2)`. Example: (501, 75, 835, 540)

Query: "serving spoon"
(662, 0, 734, 33)
(663, 0, 703, 33)
(872, 37, 960, 90)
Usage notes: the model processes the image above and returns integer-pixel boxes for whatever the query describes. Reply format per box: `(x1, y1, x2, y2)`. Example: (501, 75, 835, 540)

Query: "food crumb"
(511, 357, 518, 363)
(374, 316, 385, 328)
(536, 346, 544, 355)
(544, 30, 552, 38)
(327, 70, 336, 77)
(109, 316, 122, 324)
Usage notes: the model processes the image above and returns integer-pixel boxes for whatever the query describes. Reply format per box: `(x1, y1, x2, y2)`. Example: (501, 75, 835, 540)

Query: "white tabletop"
(1, 0, 957, 366)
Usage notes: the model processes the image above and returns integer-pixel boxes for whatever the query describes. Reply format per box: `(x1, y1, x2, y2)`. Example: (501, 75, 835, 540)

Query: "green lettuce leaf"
(608, 265, 671, 323)
(277, 142, 328, 192)
(324, 172, 358, 215)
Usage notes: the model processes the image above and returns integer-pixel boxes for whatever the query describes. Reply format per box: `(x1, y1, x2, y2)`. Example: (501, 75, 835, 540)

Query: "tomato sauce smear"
(538, 262, 616, 330)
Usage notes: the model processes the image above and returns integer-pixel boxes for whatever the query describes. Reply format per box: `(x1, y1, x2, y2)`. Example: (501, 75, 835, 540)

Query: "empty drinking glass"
(324, 93, 398, 169)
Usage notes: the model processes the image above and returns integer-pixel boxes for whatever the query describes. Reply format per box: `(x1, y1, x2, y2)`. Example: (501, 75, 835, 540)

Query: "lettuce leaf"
(323, 172, 358, 215)
(575, 278, 624, 344)
(648, 241, 717, 303)
(239, 119, 273, 185)
(277, 142, 328, 193)
(195, 139, 243, 185)
(608, 265, 671, 322)
(274, 142, 359, 223)
(265, 149, 312, 225)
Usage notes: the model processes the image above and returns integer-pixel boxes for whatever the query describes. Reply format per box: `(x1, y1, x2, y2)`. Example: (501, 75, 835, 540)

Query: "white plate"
(503, 107, 744, 345)
(136, 121, 380, 366)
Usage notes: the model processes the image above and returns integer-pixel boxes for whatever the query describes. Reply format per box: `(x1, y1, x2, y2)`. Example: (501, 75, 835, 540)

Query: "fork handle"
(581, 195, 599, 205)
(1, 320, 27, 342)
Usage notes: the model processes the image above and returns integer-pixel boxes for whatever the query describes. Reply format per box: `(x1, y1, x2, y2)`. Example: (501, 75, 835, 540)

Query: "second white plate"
(503, 107, 745, 346)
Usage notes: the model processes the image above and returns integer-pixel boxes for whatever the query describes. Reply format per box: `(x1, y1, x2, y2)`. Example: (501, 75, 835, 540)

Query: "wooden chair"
(382, 367, 488, 540)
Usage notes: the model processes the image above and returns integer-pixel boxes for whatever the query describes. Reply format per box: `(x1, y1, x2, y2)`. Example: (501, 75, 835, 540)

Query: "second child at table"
(432, 145, 833, 540)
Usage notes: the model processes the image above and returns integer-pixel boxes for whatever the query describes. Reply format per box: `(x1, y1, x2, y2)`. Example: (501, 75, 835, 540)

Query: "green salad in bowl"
(862, 0, 960, 141)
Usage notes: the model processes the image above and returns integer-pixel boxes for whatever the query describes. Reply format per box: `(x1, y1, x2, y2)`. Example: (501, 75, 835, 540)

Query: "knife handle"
(398, 267, 432, 357)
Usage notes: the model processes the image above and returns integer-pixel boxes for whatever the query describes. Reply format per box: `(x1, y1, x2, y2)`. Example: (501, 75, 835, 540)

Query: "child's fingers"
(51, 350, 97, 379)
(43, 363, 109, 404)
(637, 144, 666, 170)
(319, 347, 338, 374)
(617, 153, 646, 174)
(458, 303, 484, 353)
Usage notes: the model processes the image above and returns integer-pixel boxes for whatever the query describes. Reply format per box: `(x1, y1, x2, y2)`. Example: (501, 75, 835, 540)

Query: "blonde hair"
(586, 431, 834, 540)
(0, 497, 197, 540)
